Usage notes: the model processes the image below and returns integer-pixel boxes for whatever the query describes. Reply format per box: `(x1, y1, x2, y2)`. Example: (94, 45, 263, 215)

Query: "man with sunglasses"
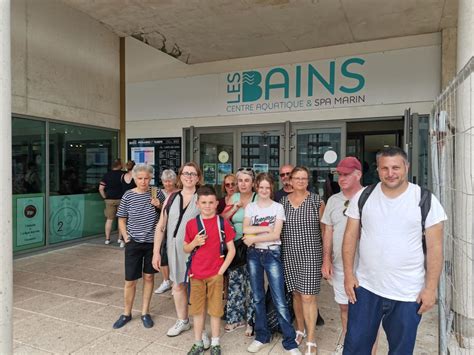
(321, 157, 363, 354)
(274, 165, 294, 203)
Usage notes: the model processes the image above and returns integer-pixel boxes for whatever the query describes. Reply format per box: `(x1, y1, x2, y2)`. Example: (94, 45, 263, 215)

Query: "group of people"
(103, 146, 447, 355)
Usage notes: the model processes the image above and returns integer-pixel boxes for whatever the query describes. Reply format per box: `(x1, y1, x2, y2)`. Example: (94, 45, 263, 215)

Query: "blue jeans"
(343, 286, 422, 355)
(247, 247, 298, 351)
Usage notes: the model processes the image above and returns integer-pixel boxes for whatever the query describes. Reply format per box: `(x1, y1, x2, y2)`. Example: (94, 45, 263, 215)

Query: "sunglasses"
(343, 200, 350, 216)
(237, 167, 255, 177)
(279, 172, 291, 178)
(225, 182, 236, 188)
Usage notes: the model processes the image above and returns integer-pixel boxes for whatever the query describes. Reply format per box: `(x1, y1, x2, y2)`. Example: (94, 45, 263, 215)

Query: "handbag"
(228, 238, 247, 270)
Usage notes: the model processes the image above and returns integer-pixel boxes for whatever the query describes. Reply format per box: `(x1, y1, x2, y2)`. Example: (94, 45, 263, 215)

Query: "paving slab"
(13, 241, 440, 354)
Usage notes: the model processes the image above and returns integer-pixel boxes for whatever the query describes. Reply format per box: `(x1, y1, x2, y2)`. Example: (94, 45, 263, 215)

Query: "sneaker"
(105, 239, 111, 245)
(141, 314, 154, 328)
(210, 345, 222, 355)
(247, 340, 269, 353)
(112, 314, 131, 329)
(154, 280, 172, 294)
(287, 348, 302, 355)
(167, 319, 191, 337)
(334, 344, 344, 355)
(187, 343, 205, 355)
(202, 332, 210, 350)
(119, 240, 125, 248)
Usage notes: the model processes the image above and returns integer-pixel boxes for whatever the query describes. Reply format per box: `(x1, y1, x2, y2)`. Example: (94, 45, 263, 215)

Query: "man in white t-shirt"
(342, 146, 447, 354)
(321, 157, 363, 354)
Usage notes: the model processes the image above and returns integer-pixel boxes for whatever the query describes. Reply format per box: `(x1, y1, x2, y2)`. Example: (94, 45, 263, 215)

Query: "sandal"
(224, 321, 245, 333)
(305, 341, 317, 355)
(295, 329, 306, 345)
(245, 324, 254, 337)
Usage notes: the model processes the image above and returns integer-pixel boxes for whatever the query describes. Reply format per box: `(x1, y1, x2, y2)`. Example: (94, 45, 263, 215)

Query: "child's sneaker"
(210, 344, 222, 355)
(187, 343, 205, 355)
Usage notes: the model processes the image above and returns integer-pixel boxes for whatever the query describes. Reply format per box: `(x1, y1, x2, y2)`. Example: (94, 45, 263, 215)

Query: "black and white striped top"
(116, 189, 158, 243)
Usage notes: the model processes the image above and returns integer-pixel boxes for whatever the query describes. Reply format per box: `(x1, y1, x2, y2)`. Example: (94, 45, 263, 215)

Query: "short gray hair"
(132, 164, 154, 178)
(161, 169, 177, 182)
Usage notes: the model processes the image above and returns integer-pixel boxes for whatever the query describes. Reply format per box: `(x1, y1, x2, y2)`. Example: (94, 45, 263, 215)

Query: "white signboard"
(127, 46, 440, 120)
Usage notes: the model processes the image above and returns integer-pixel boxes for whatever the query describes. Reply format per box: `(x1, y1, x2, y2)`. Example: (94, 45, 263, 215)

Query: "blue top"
(230, 192, 257, 240)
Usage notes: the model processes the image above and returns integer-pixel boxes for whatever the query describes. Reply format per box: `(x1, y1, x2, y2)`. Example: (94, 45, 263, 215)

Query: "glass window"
(48, 123, 118, 244)
(12, 118, 46, 251)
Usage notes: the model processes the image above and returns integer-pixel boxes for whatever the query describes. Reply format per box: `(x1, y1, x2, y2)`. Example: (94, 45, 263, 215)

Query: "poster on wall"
(16, 196, 44, 246)
(49, 195, 85, 243)
(203, 163, 217, 185)
(253, 163, 269, 174)
(128, 138, 181, 186)
(217, 163, 232, 184)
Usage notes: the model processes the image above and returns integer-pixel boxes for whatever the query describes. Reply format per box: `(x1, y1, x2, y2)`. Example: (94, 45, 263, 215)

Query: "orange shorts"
(189, 274, 224, 317)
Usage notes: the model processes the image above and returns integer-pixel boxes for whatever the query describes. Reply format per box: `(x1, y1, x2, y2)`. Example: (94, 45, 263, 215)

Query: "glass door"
(292, 123, 345, 202)
(238, 128, 284, 184)
(404, 111, 430, 188)
(194, 129, 235, 196)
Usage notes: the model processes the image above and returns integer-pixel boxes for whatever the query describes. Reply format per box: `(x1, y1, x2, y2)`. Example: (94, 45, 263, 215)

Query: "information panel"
(127, 137, 181, 185)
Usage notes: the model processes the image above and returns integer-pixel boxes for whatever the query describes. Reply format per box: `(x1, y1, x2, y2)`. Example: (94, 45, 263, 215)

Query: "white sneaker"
(105, 240, 111, 245)
(334, 343, 344, 355)
(119, 240, 125, 248)
(202, 331, 210, 350)
(288, 348, 302, 355)
(154, 280, 172, 294)
(247, 340, 269, 353)
(167, 319, 191, 337)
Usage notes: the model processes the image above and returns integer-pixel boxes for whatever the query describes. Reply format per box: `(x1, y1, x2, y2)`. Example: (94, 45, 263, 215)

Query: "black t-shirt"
(101, 170, 124, 199)
(274, 188, 290, 203)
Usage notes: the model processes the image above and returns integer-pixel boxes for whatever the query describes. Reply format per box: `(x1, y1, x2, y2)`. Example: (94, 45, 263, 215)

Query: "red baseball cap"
(336, 157, 362, 174)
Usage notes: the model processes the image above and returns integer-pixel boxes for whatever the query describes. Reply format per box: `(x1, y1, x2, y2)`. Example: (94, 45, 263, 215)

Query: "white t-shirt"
(346, 183, 447, 302)
(244, 201, 286, 249)
(321, 191, 359, 267)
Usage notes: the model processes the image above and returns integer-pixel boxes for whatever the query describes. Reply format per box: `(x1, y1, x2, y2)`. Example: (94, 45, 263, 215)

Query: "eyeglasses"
(225, 182, 236, 188)
(292, 177, 308, 181)
(279, 172, 291, 178)
(182, 171, 198, 177)
(343, 200, 350, 216)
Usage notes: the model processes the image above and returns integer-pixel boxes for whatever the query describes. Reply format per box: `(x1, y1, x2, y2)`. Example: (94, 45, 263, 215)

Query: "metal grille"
(431, 57, 474, 354)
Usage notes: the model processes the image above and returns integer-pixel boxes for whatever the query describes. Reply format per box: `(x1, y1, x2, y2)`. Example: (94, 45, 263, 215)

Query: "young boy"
(184, 186, 236, 355)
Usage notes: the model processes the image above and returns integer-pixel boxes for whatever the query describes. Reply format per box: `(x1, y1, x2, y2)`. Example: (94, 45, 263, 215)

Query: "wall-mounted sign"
(16, 196, 44, 246)
(218, 151, 229, 163)
(127, 46, 440, 120)
(127, 137, 181, 186)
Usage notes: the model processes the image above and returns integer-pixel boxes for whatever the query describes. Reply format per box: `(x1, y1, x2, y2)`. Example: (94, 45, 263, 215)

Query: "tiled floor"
(13, 240, 439, 354)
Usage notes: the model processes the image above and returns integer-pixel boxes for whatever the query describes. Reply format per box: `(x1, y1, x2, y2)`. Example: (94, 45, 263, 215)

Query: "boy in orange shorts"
(184, 186, 236, 355)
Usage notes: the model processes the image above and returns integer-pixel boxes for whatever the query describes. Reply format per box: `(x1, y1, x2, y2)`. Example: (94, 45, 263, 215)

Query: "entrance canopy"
(62, 0, 457, 64)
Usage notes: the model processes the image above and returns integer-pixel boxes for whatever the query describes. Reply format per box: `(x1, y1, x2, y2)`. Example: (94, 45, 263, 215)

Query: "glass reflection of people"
(60, 159, 82, 195)
(24, 161, 41, 193)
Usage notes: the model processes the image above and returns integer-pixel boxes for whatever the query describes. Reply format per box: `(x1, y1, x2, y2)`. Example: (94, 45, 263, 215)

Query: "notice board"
(127, 137, 181, 185)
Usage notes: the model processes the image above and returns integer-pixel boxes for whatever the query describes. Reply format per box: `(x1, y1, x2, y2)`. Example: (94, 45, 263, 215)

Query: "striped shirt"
(116, 189, 158, 243)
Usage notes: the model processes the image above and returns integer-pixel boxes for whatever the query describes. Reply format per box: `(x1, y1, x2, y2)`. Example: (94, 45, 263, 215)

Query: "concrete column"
(452, 0, 474, 350)
(0, 0, 12, 353)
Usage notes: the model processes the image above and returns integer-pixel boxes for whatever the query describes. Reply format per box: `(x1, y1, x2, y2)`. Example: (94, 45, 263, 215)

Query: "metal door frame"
(289, 121, 347, 166)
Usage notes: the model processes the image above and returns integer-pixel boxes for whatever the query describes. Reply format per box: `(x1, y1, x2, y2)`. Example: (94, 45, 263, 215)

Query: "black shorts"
(160, 238, 168, 267)
(124, 239, 157, 281)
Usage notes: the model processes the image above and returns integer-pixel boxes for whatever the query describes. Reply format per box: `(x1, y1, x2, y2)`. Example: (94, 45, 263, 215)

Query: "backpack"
(357, 183, 432, 251)
(184, 215, 227, 304)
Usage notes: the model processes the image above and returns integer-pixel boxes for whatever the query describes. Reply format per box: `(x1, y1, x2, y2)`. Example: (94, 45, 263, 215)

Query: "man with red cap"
(321, 157, 364, 354)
